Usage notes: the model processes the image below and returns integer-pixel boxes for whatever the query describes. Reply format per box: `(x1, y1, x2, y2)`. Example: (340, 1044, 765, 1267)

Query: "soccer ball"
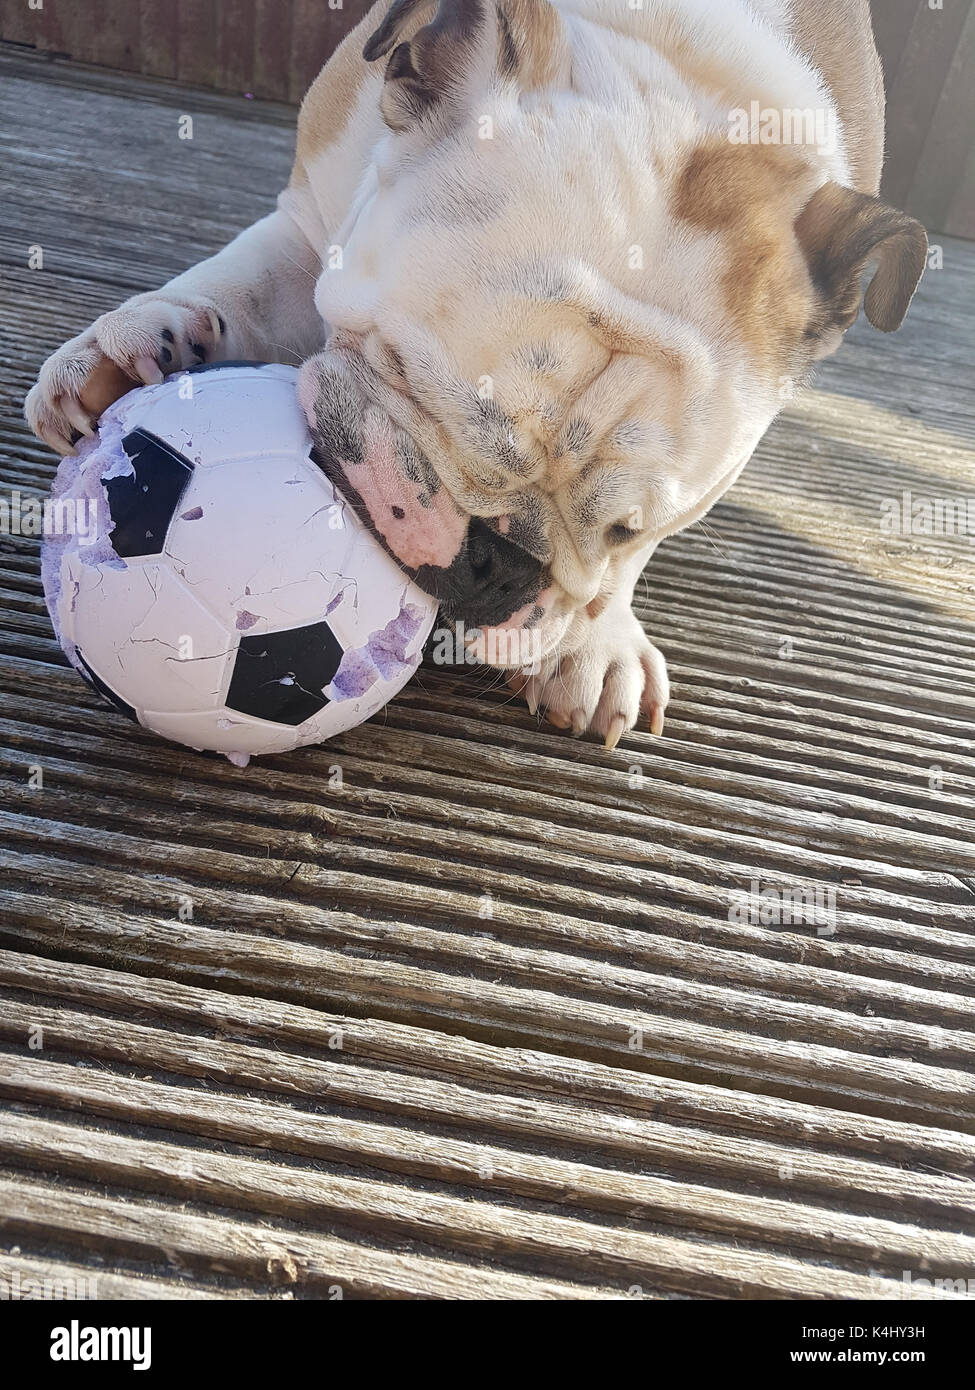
(41, 363, 438, 763)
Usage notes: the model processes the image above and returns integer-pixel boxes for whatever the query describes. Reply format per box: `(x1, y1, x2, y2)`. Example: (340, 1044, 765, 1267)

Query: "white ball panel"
(142, 706, 300, 757)
(69, 560, 236, 714)
(163, 454, 353, 632)
(298, 681, 399, 746)
(331, 531, 436, 647)
(129, 365, 311, 467)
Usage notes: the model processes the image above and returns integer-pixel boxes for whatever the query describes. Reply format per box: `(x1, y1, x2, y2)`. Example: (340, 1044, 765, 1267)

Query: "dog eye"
(605, 522, 639, 546)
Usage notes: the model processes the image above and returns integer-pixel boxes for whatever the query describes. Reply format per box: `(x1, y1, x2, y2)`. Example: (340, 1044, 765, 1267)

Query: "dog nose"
(414, 518, 547, 628)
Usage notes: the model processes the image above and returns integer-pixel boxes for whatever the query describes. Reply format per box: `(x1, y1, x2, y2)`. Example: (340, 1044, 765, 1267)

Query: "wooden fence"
(873, 0, 975, 237)
(1, 0, 972, 235)
(0, 0, 373, 104)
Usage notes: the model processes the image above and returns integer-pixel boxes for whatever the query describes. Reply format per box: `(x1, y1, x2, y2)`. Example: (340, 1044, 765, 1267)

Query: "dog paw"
(510, 609, 669, 749)
(25, 295, 226, 453)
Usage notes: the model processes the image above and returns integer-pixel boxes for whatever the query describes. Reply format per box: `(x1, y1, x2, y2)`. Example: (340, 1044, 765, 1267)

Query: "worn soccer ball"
(41, 363, 438, 763)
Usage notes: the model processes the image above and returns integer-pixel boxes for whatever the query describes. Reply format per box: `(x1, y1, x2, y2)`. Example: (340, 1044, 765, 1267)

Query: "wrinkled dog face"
(298, 0, 926, 668)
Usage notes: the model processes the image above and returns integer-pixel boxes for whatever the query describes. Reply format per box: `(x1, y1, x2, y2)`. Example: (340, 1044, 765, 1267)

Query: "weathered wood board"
(0, 49, 973, 1299)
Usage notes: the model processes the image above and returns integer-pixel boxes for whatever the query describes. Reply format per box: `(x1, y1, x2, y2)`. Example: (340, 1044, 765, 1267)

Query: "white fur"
(25, 0, 881, 744)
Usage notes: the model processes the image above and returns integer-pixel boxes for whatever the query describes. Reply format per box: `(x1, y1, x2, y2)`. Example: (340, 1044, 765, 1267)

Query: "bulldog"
(26, 0, 926, 748)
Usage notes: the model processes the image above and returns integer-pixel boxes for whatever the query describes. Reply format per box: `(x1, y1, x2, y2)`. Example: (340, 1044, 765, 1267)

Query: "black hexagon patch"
(103, 429, 195, 558)
(225, 620, 344, 725)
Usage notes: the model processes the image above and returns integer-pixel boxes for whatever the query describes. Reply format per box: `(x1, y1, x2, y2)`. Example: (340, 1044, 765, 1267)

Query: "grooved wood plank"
(2, 1014, 974, 1223)
(0, 1252, 258, 1300)
(5, 950, 975, 1170)
(0, 1110, 963, 1300)
(0, 1173, 606, 1300)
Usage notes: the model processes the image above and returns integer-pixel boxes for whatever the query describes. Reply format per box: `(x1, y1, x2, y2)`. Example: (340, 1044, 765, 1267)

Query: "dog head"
(298, 0, 927, 667)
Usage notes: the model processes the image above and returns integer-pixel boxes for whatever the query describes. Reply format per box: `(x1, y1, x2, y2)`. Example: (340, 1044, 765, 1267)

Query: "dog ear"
(795, 182, 928, 341)
(363, 0, 567, 131)
(363, 0, 493, 130)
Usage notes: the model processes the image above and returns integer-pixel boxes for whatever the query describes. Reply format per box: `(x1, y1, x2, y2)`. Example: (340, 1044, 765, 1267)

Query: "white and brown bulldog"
(25, 0, 927, 748)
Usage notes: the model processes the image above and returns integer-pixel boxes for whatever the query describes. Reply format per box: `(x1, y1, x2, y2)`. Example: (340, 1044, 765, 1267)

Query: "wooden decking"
(1, 49, 974, 1300)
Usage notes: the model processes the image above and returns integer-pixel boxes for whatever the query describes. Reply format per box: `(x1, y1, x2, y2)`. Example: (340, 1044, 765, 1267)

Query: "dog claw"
(604, 715, 627, 750)
(649, 703, 665, 737)
(133, 355, 164, 385)
(570, 710, 587, 736)
(63, 401, 94, 437)
(40, 423, 75, 456)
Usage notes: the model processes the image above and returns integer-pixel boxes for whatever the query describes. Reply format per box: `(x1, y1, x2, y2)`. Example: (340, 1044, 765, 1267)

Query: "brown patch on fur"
(646, 23, 749, 110)
(499, 0, 569, 90)
(673, 140, 813, 371)
(291, 0, 387, 178)
(586, 594, 608, 620)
